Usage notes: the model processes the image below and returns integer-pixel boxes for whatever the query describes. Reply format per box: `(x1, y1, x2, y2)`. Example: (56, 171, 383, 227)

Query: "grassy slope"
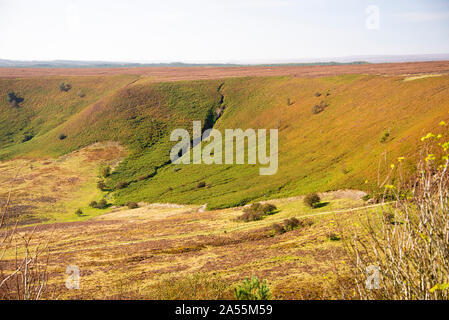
(0, 75, 138, 155)
(113, 75, 449, 208)
(1, 74, 448, 210)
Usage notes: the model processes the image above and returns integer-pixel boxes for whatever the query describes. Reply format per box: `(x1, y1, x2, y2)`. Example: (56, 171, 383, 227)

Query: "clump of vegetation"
(344, 126, 449, 299)
(22, 134, 34, 142)
(137, 175, 148, 182)
(315, 92, 322, 97)
(304, 193, 321, 208)
(272, 217, 312, 235)
(126, 201, 139, 209)
(312, 101, 329, 114)
(196, 181, 206, 189)
(327, 232, 341, 241)
(287, 97, 294, 106)
(237, 203, 278, 222)
(116, 181, 128, 190)
(58, 133, 67, 140)
(148, 273, 231, 300)
(234, 276, 271, 300)
(7, 92, 24, 107)
(75, 209, 83, 217)
(380, 130, 390, 143)
(89, 199, 109, 209)
(77, 90, 86, 98)
(58, 82, 72, 92)
(101, 166, 111, 178)
(97, 180, 106, 191)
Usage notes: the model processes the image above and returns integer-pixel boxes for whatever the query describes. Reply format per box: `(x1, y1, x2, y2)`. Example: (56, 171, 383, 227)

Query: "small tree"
(58, 82, 71, 92)
(304, 193, 321, 208)
(126, 201, 139, 209)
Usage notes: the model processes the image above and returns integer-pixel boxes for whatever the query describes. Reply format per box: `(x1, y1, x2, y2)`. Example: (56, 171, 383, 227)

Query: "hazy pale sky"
(0, 0, 448, 62)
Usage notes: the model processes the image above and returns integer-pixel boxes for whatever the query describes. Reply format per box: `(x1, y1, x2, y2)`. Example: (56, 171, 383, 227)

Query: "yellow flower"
(439, 121, 447, 126)
(385, 185, 395, 189)
(365, 180, 368, 184)
(425, 154, 436, 162)
(390, 164, 395, 169)
(397, 157, 405, 162)
(421, 133, 436, 141)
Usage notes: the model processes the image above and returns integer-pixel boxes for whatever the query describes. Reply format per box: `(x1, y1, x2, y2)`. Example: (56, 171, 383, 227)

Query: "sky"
(0, 0, 448, 63)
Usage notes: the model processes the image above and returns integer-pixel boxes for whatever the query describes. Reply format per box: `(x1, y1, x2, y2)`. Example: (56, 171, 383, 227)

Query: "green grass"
(1, 74, 449, 211)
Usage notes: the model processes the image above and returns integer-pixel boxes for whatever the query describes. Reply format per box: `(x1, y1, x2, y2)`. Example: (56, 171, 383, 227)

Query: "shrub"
(237, 203, 278, 222)
(97, 180, 106, 191)
(89, 199, 108, 209)
(234, 276, 271, 300)
(75, 209, 83, 216)
(77, 90, 86, 98)
(101, 166, 111, 178)
(116, 181, 128, 189)
(96, 199, 108, 209)
(312, 105, 323, 114)
(58, 82, 72, 92)
(196, 181, 206, 189)
(312, 101, 329, 115)
(345, 124, 449, 300)
(284, 217, 300, 231)
(315, 92, 322, 97)
(328, 232, 341, 241)
(126, 201, 139, 209)
(58, 133, 67, 140)
(22, 134, 34, 142)
(237, 211, 263, 222)
(7, 92, 24, 107)
(304, 193, 321, 208)
(272, 217, 302, 235)
(272, 223, 286, 235)
(261, 203, 277, 215)
(380, 131, 390, 143)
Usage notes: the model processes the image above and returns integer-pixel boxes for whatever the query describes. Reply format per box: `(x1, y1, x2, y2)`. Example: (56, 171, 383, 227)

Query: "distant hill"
(0, 59, 369, 68)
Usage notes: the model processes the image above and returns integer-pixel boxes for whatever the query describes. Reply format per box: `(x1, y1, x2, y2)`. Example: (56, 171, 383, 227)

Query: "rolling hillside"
(1, 71, 448, 212)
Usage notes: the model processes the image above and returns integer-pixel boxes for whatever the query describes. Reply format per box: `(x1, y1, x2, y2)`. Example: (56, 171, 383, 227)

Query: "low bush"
(7, 92, 24, 107)
(126, 201, 139, 209)
(77, 90, 86, 98)
(380, 130, 390, 143)
(196, 181, 206, 188)
(237, 203, 278, 222)
(58, 133, 67, 140)
(22, 134, 34, 142)
(97, 180, 106, 191)
(116, 181, 128, 189)
(304, 193, 321, 208)
(327, 232, 341, 241)
(75, 209, 83, 216)
(90, 199, 109, 209)
(59, 82, 72, 92)
(101, 166, 111, 178)
(234, 276, 271, 300)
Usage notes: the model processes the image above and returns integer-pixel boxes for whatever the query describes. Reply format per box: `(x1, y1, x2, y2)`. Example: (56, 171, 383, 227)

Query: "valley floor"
(2, 190, 375, 299)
